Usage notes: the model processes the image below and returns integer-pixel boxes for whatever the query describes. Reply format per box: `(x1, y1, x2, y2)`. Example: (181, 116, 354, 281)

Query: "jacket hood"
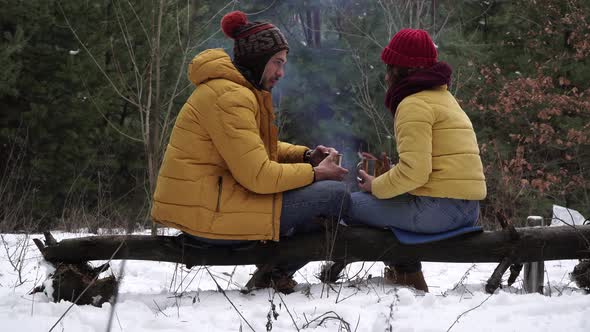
(188, 48, 249, 87)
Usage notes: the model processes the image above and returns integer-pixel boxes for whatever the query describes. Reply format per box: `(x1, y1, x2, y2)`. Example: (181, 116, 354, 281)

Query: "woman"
(351, 29, 487, 292)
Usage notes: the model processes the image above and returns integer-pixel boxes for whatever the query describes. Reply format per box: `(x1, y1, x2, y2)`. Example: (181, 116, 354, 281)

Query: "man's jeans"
(280, 180, 350, 237)
(185, 180, 351, 275)
(349, 192, 480, 273)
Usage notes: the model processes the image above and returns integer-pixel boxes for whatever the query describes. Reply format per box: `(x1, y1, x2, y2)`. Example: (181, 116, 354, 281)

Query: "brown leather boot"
(242, 265, 298, 294)
(384, 266, 429, 292)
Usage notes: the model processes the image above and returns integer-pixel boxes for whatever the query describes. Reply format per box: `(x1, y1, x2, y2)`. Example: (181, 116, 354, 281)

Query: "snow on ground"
(0, 230, 588, 332)
(551, 205, 588, 227)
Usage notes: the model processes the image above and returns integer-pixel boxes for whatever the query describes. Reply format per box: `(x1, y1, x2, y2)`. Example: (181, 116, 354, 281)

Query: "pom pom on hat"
(221, 11, 248, 39)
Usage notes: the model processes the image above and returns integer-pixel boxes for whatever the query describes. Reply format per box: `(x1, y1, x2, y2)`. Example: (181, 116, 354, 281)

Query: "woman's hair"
(386, 64, 419, 87)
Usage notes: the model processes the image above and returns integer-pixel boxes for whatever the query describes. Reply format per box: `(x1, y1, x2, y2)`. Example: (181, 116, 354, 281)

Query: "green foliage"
(1, 0, 588, 230)
(0, 0, 224, 230)
(460, 0, 590, 224)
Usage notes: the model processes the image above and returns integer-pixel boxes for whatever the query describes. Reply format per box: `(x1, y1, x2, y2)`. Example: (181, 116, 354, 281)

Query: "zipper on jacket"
(271, 194, 276, 240)
(216, 176, 223, 212)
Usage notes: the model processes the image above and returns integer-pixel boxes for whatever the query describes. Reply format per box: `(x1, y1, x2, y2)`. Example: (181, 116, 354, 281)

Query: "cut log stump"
(572, 259, 590, 292)
(29, 262, 117, 307)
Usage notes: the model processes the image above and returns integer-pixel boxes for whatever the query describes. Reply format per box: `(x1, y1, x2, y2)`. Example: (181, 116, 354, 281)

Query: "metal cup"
(334, 154, 343, 167)
(356, 156, 391, 182)
(324, 152, 343, 166)
(362, 159, 376, 176)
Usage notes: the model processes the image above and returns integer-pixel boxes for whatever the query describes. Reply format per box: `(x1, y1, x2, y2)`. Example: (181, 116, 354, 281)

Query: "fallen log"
(31, 225, 590, 303)
(34, 225, 590, 266)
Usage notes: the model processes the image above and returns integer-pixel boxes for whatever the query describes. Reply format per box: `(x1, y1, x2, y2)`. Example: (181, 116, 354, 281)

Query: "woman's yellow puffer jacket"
(371, 86, 487, 200)
(151, 49, 314, 241)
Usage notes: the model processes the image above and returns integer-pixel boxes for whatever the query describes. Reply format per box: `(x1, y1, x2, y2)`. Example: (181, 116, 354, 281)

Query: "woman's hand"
(357, 169, 374, 192)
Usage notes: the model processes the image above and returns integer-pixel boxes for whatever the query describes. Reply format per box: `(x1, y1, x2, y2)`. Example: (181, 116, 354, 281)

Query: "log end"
(44, 263, 118, 307)
(43, 232, 58, 246)
(32, 238, 47, 260)
(33, 238, 45, 251)
(572, 259, 590, 292)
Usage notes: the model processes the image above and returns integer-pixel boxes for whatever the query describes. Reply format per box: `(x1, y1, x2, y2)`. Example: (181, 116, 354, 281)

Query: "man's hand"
(357, 169, 374, 192)
(309, 145, 338, 167)
(313, 151, 349, 181)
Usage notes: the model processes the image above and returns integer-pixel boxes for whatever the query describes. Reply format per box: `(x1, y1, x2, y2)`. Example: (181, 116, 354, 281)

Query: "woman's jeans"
(184, 180, 351, 276)
(349, 193, 480, 273)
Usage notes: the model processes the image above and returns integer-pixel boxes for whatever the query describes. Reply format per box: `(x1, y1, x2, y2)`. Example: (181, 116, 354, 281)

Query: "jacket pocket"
(216, 176, 223, 212)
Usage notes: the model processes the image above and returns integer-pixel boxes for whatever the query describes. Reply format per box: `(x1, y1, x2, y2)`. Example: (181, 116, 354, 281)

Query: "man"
(151, 11, 349, 293)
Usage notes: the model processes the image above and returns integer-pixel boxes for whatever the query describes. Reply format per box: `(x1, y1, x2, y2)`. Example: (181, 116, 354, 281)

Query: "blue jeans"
(280, 180, 350, 237)
(349, 193, 480, 272)
(185, 180, 351, 275)
(349, 193, 479, 233)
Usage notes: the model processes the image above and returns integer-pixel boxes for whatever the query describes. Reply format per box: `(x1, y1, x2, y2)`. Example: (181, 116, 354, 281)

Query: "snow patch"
(551, 205, 587, 227)
(0, 232, 587, 331)
(42, 277, 54, 300)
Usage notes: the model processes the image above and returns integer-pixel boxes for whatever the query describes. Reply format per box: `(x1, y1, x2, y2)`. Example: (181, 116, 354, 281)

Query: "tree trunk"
(312, 6, 321, 47)
(34, 225, 590, 267)
(302, 10, 313, 47)
(148, 0, 165, 235)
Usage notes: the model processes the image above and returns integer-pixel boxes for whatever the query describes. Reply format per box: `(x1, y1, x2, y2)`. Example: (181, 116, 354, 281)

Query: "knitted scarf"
(385, 62, 452, 116)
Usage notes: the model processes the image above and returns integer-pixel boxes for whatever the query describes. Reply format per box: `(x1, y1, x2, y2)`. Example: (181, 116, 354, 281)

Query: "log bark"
(572, 259, 590, 291)
(34, 225, 590, 267)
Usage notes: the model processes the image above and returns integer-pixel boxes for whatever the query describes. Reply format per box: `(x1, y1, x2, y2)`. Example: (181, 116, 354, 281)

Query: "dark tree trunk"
(312, 6, 321, 47)
(302, 11, 313, 47)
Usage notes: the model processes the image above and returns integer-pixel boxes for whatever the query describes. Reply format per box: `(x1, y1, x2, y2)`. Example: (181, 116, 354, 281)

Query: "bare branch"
(57, 1, 136, 106)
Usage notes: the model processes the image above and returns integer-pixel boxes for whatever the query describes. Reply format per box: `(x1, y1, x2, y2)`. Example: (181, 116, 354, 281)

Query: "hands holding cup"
(313, 150, 348, 182)
(356, 169, 374, 192)
(355, 152, 393, 193)
(309, 145, 339, 166)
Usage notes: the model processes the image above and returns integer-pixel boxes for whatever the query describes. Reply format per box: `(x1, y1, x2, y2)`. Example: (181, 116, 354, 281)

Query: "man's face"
(261, 50, 287, 90)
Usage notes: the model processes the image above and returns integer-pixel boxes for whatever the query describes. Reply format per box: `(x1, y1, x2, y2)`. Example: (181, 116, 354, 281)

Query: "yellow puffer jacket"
(371, 86, 487, 200)
(151, 49, 314, 241)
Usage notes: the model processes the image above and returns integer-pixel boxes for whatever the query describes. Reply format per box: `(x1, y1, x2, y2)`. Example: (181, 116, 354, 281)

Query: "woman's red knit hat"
(381, 28, 437, 67)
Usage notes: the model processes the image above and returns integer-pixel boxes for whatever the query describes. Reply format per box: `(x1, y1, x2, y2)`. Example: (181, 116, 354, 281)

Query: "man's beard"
(263, 76, 281, 91)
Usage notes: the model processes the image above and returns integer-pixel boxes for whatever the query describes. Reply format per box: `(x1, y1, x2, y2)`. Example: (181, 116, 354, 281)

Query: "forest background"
(1, 0, 588, 233)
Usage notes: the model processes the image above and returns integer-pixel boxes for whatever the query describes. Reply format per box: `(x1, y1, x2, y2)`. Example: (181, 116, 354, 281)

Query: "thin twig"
(446, 293, 494, 332)
(48, 239, 126, 332)
(384, 289, 399, 332)
(442, 264, 477, 297)
(205, 267, 256, 332)
(57, 1, 136, 106)
(276, 291, 300, 332)
(153, 299, 169, 317)
(552, 215, 590, 248)
(301, 310, 351, 331)
(30, 258, 41, 316)
(242, 0, 277, 16)
(106, 259, 127, 332)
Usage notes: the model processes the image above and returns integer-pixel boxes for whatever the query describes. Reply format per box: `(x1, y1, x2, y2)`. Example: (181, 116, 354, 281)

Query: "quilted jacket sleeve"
(371, 97, 435, 199)
(204, 89, 314, 194)
(277, 141, 309, 163)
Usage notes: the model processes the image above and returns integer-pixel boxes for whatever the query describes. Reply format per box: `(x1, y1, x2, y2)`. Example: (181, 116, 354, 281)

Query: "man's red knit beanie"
(381, 28, 437, 68)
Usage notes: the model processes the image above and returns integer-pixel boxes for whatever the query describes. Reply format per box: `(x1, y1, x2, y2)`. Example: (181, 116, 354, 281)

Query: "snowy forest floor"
(0, 228, 588, 332)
